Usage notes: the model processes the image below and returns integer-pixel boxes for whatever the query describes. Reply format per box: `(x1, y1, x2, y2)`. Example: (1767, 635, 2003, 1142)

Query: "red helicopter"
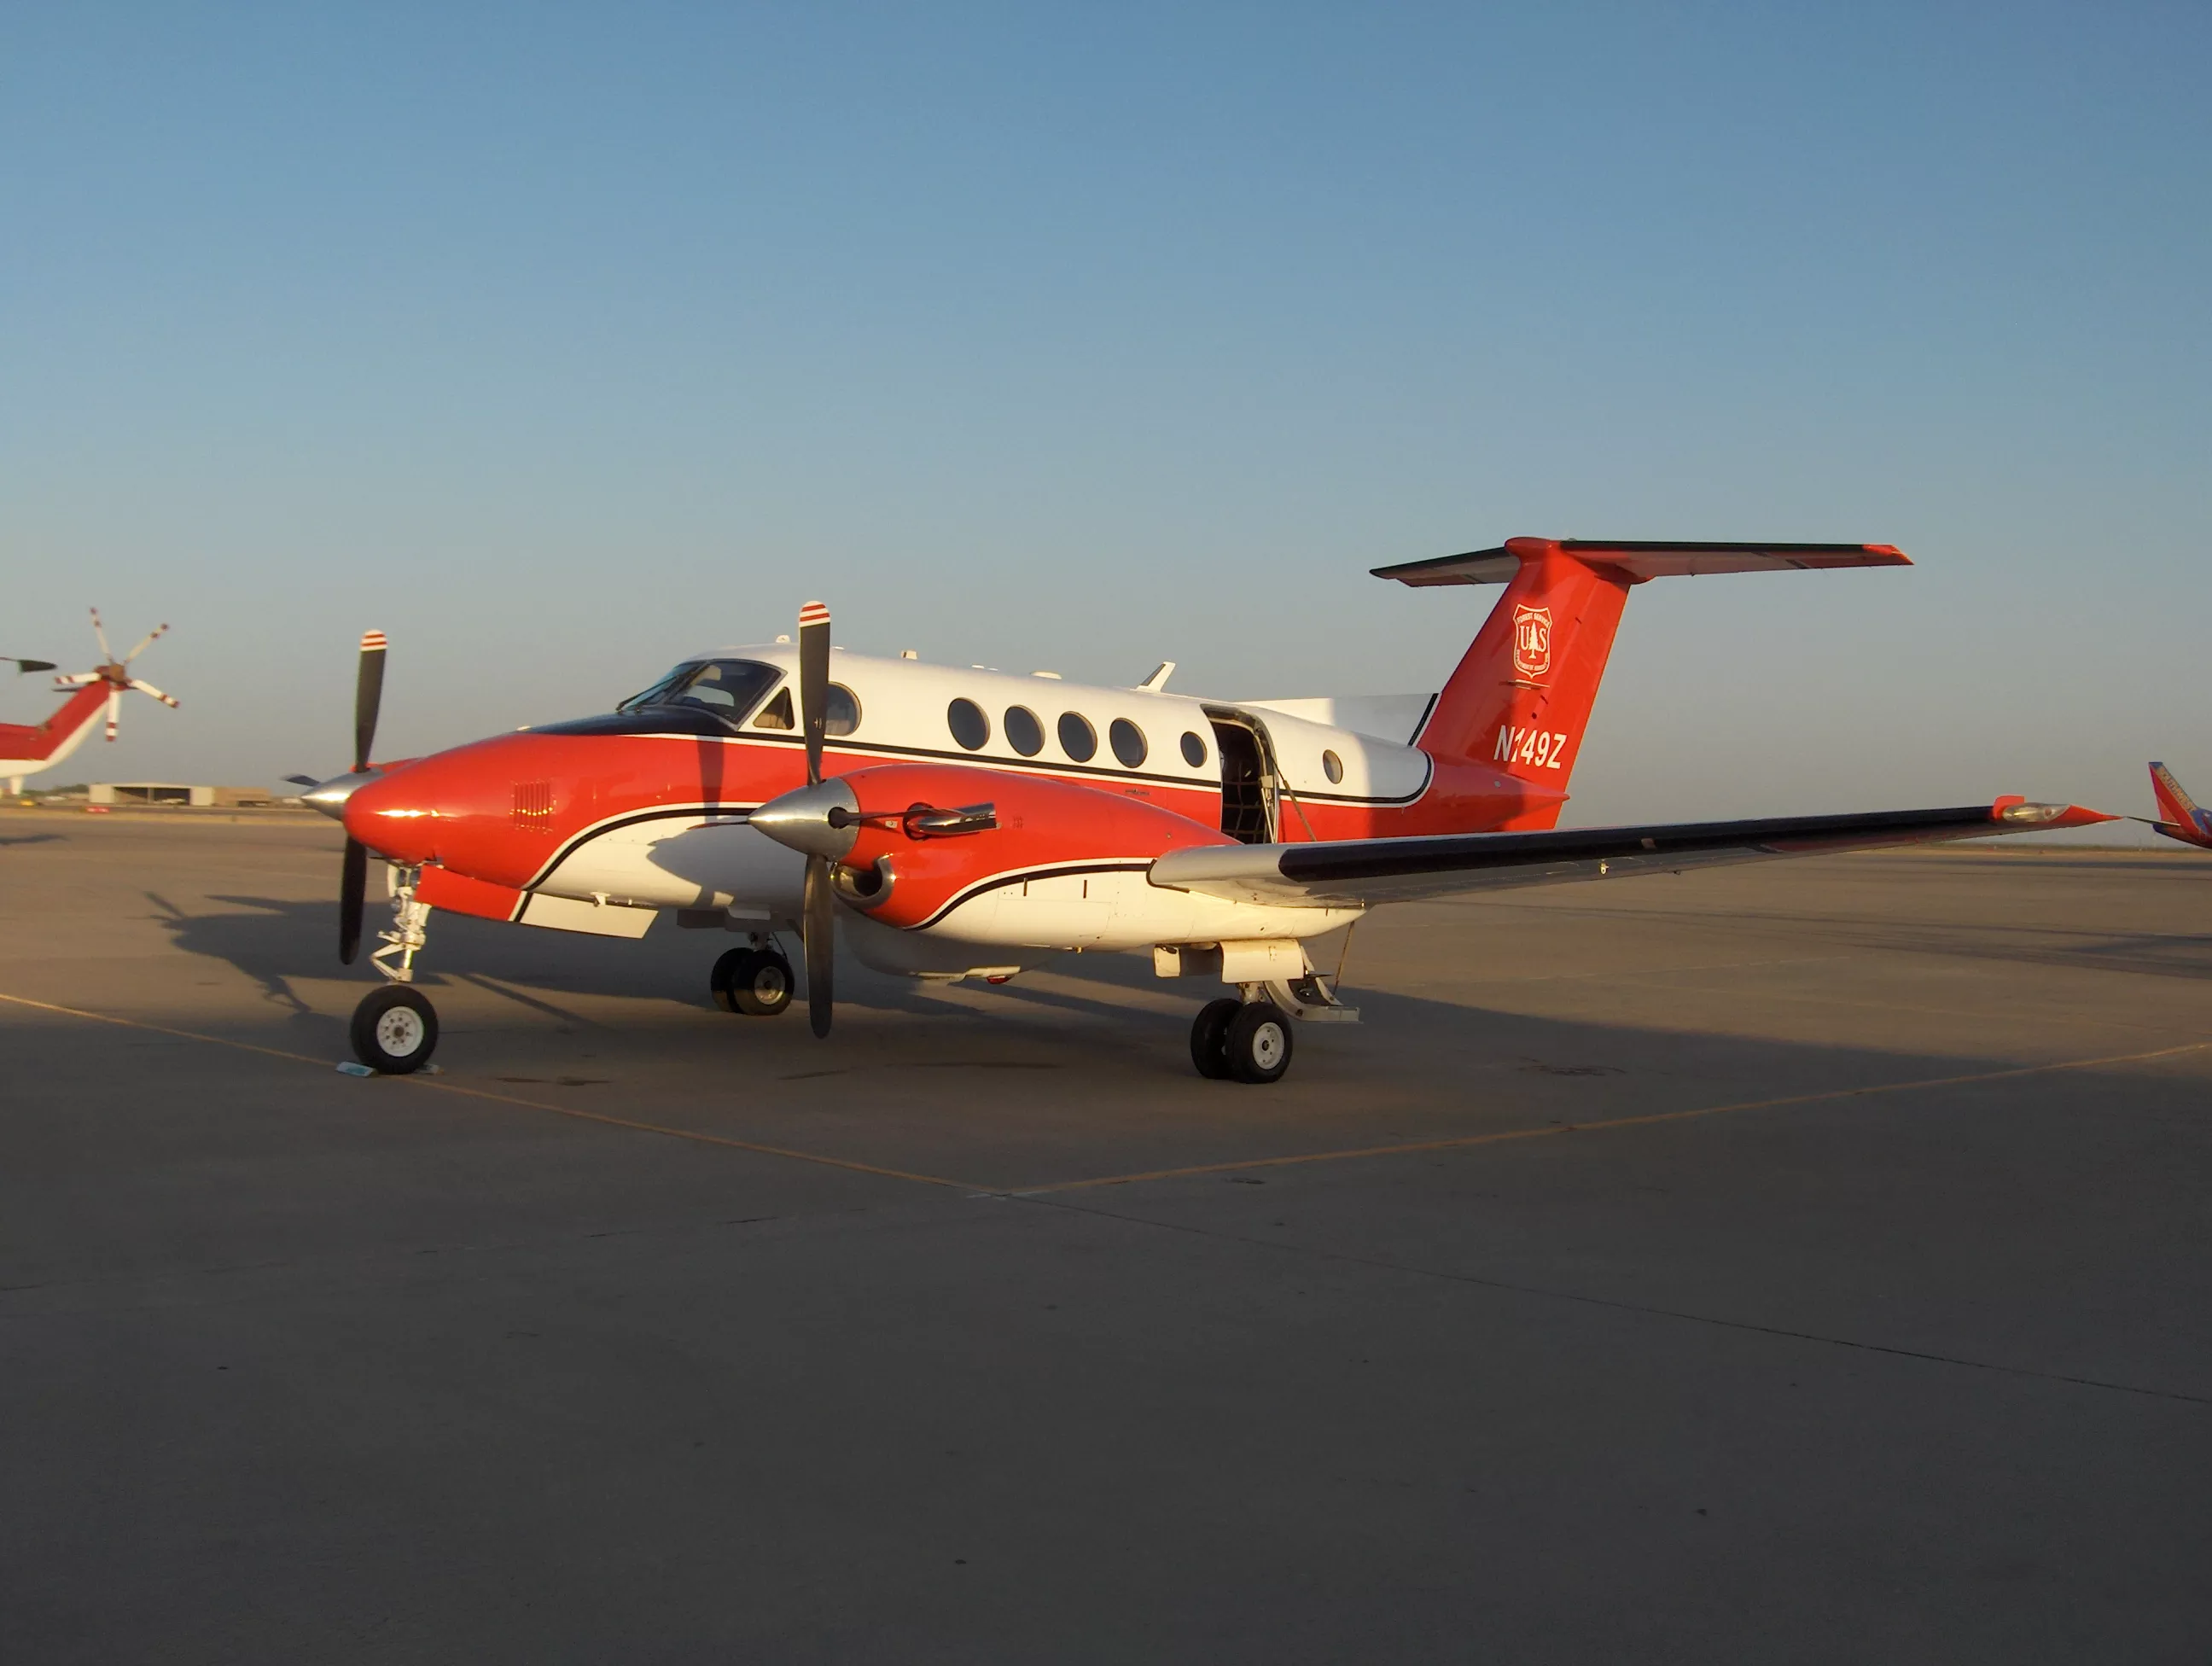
(1, 610, 178, 796)
(297, 540, 2109, 1083)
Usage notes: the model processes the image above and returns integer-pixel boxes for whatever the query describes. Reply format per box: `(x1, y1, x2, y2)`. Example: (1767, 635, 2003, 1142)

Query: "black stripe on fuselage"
(521, 803, 760, 892)
(521, 717, 1430, 807)
(909, 860, 1157, 932)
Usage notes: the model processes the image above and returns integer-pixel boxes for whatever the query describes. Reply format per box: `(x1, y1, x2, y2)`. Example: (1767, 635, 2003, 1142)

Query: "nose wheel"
(346, 864, 444, 1074)
(1190, 997, 1295, 1084)
(351, 985, 439, 1074)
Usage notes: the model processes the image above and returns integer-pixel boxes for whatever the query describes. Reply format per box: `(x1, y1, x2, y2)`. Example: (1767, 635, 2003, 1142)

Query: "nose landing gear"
(348, 864, 440, 1075)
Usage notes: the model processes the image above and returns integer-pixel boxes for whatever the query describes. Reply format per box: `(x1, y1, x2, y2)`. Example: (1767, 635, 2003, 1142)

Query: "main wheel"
(713, 947, 795, 1017)
(1190, 998, 1240, 1079)
(350, 985, 439, 1075)
(1225, 1001, 1294, 1085)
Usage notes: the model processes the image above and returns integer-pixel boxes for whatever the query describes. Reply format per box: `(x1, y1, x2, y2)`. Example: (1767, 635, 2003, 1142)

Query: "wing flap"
(1149, 800, 2112, 908)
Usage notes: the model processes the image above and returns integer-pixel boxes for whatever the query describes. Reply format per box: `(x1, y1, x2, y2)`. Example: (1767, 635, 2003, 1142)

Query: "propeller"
(55, 609, 178, 740)
(339, 629, 388, 964)
(750, 603, 998, 1042)
(796, 601, 834, 1036)
(2, 657, 56, 674)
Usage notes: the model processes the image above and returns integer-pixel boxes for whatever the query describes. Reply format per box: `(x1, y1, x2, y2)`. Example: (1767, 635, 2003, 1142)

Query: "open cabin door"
(1204, 709, 1279, 845)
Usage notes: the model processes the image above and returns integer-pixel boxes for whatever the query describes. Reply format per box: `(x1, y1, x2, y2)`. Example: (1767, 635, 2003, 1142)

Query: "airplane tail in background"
(2146, 762, 2212, 848)
(1372, 539, 1911, 823)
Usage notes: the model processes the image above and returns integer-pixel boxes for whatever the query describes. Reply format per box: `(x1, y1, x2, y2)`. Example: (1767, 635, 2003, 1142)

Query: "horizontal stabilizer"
(1150, 799, 2110, 909)
(1374, 538, 1910, 588)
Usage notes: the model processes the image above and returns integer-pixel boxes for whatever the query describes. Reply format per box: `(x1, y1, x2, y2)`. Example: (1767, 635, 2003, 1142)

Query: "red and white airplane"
(0, 611, 178, 796)
(300, 539, 2110, 1081)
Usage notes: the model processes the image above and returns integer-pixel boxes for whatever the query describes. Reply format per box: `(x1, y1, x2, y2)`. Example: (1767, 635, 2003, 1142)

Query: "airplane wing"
(1148, 799, 2112, 909)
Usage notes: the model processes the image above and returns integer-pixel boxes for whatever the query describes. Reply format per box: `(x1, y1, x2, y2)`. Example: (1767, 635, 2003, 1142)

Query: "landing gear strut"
(349, 864, 440, 1074)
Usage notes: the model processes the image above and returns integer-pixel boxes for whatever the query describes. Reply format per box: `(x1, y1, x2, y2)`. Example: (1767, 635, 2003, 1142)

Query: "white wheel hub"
(755, 966, 788, 997)
(376, 1006, 426, 1057)
(1249, 1021, 1285, 1069)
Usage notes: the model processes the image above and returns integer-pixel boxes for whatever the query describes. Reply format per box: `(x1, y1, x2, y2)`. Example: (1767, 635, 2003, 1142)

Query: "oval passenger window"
(1058, 713, 1097, 762)
(947, 698, 989, 750)
(1109, 718, 1146, 769)
(825, 684, 861, 737)
(1181, 731, 1208, 767)
(1004, 706, 1045, 757)
(1322, 749, 1343, 784)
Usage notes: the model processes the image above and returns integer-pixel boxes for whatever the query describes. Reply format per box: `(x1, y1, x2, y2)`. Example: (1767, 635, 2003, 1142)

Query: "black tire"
(350, 985, 439, 1075)
(1226, 1001, 1293, 1085)
(713, 947, 794, 1017)
(733, 949, 794, 1016)
(1190, 998, 1240, 1079)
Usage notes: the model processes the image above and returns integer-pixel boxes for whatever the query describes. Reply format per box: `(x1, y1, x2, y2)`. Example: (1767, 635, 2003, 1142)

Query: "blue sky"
(4, 2, 2207, 826)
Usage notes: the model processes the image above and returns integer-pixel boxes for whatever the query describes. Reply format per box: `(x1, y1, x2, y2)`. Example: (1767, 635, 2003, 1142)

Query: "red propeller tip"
(361, 631, 388, 652)
(798, 603, 830, 626)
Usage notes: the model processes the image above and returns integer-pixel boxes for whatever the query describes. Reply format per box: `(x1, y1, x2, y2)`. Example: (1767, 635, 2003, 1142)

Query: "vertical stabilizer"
(1371, 538, 1912, 825)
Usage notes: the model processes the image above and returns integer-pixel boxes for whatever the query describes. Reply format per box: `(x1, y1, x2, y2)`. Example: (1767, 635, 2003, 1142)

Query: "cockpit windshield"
(617, 659, 784, 723)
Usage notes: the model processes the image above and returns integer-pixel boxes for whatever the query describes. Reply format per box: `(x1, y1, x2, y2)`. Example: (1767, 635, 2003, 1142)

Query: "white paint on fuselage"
(0, 701, 104, 785)
(620, 644, 1435, 806)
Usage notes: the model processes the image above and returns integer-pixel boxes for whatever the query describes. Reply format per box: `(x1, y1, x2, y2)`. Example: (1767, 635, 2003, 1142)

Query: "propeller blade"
(3, 657, 56, 674)
(127, 679, 178, 708)
(103, 691, 120, 741)
(353, 630, 387, 772)
(804, 852, 834, 1038)
(798, 601, 830, 787)
(123, 623, 169, 663)
(283, 774, 321, 788)
(340, 837, 369, 964)
(89, 607, 113, 661)
(53, 671, 100, 686)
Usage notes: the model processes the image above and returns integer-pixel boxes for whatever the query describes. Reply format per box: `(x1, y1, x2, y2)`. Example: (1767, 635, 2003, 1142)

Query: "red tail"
(2148, 763, 2212, 848)
(1374, 538, 1912, 824)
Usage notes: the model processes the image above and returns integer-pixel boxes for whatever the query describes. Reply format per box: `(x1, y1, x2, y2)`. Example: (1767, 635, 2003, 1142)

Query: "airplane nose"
(342, 766, 439, 865)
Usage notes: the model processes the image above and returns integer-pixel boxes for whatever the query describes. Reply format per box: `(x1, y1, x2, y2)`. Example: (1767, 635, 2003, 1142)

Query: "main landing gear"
(1190, 997, 1295, 1085)
(712, 941, 795, 1017)
(349, 864, 440, 1075)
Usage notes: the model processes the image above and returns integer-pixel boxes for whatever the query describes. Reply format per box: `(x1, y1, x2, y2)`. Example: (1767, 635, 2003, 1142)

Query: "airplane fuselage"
(344, 644, 1563, 974)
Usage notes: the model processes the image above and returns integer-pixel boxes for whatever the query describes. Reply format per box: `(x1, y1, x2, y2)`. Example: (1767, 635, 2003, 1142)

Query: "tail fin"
(2148, 762, 2212, 846)
(1374, 539, 1910, 812)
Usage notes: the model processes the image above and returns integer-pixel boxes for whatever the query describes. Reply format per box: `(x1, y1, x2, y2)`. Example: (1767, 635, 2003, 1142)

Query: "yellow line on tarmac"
(1011, 1040, 2212, 1195)
(0, 990, 985, 1193)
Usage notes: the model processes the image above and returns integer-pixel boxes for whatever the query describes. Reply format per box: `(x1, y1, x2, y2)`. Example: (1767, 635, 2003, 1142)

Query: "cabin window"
(825, 684, 861, 737)
(1109, 718, 1147, 769)
(1181, 731, 1208, 767)
(619, 659, 783, 723)
(1058, 713, 1097, 762)
(1322, 749, 1344, 784)
(947, 698, 989, 750)
(754, 689, 795, 730)
(1004, 706, 1045, 757)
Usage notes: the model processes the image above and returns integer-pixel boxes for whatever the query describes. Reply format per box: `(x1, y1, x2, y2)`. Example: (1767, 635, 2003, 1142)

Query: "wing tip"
(1991, 797, 2116, 830)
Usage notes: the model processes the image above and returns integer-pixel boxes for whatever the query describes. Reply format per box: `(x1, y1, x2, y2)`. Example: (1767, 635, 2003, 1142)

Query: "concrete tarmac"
(2, 810, 2207, 1663)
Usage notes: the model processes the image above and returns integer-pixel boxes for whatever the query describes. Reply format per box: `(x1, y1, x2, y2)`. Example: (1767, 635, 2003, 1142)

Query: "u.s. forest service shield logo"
(1511, 604, 1552, 679)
